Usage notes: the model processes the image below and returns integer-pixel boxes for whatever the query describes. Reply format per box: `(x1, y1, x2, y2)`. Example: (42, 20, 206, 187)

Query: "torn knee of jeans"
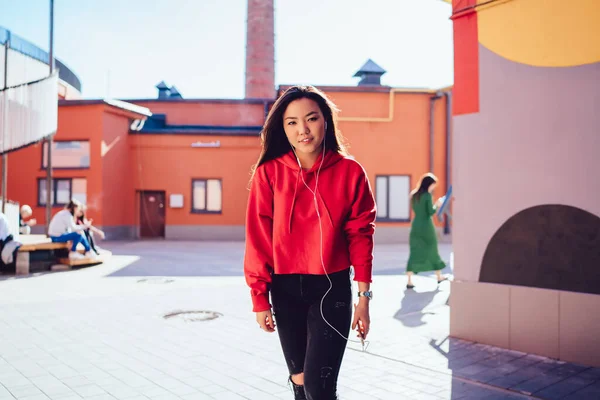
(290, 371, 304, 384)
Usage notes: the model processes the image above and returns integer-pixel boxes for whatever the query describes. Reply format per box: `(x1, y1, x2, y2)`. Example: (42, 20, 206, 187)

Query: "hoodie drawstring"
(288, 168, 301, 233)
(315, 185, 335, 229)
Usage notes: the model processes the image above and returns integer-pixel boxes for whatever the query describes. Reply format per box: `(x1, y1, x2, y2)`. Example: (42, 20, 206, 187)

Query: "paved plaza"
(0, 241, 598, 400)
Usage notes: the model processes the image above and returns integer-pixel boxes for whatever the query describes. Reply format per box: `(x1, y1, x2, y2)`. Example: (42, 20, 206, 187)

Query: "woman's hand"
(256, 310, 276, 333)
(352, 300, 370, 340)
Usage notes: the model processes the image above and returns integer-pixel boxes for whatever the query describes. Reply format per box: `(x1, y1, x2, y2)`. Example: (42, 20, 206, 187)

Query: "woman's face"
(429, 182, 437, 193)
(283, 98, 326, 158)
(74, 206, 83, 217)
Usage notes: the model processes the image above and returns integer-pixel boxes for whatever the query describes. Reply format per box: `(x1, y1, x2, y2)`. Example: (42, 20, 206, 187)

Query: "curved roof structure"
(0, 26, 81, 92)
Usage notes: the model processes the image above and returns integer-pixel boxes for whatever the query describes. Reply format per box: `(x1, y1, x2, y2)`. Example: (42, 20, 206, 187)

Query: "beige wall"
(450, 26, 600, 366)
(451, 283, 600, 367)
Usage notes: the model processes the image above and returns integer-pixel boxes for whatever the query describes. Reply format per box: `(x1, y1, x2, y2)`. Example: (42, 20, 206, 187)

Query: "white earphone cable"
(292, 134, 369, 351)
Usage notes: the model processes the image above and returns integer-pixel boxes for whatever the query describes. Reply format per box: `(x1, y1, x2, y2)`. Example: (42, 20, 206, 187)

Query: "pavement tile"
(534, 375, 599, 399)
(562, 381, 600, 399)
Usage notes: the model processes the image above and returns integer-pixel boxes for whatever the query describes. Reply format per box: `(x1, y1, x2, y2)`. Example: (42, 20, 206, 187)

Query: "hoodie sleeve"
(344, 167, 377, 283)
(244, 168, 275, 312)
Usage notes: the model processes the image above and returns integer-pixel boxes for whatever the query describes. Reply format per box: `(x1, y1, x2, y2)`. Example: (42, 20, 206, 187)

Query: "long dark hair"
(77, 204, 87, 223)
(250, 85, 348, 182)
(411, 173, 438, 203)
(65, 199, 82, 216)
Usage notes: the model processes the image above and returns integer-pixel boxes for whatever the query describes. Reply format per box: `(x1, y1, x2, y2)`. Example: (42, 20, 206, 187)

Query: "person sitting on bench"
(0, 211, 21, 272)
(76, 204, 104, 256)
(48, 199, 96, 260)
(19, 205, 37, 235)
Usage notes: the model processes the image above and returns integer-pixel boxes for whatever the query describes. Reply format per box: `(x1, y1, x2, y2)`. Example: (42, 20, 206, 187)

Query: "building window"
(38, 178, 87, 206)
(375, 175, 410, 221)
(42, 141, 90, 169)
(192, 179, 222, 213)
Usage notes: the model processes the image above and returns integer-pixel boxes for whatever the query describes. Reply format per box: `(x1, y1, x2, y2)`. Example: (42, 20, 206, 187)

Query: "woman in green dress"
(406, 173, 447, 289)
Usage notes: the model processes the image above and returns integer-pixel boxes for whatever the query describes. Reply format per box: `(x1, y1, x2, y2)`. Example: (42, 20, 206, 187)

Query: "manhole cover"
(163, 310, 223, 322)
(137, 278, 174, 284)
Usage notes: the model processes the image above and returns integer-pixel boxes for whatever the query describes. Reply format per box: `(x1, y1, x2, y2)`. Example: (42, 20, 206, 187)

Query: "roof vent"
(156, 81, 171, 99)
(155, 81, 183, 100)
(169, 86, 183, 99)
(353, 59, 387, 86)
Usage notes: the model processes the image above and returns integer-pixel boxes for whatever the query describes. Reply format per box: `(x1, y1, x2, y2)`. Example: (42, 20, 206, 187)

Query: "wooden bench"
(58, 246, 112, 268)
(18, 242, 70, 252)
(15, 237, 68, 275)
(57, 254, 107, 267)
(14, 235, 108, 275)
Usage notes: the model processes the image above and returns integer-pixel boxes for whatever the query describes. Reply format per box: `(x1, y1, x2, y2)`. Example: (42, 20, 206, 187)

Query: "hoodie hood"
(276, 149, 344, 233)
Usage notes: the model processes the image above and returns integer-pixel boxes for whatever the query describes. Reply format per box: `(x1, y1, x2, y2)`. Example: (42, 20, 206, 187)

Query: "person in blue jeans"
(48, 199, 96, 260)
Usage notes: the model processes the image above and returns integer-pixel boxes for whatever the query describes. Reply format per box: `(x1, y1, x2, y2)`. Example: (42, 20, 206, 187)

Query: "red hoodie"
(244, 149, 377, 312)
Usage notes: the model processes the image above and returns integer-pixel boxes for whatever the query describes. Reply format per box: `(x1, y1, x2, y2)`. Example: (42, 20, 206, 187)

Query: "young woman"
(76, 204, 105, 255)
(244, 85, 377, 400)
(48, 199, 96, 260)
(406, 173, 447, 289)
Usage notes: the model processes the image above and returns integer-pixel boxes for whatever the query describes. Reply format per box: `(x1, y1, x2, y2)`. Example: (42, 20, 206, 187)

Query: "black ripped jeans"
(271, 268, 352, 400)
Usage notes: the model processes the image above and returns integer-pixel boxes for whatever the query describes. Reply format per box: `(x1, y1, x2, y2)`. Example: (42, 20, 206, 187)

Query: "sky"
(0, 0, 454, 100)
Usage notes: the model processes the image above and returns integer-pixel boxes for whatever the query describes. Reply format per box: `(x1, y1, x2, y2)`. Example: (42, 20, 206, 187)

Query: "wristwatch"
(357, 291, 373, 300)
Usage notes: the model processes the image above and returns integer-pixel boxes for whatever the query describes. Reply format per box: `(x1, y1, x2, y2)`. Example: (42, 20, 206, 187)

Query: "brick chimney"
(245, 0, 275, 99)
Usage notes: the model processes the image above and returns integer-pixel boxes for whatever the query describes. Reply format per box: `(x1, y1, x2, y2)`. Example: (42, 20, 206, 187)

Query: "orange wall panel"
(101, 111, 135, 227)
(132, 101, 266, 126)
(5, 143, 41, 213)
(329, 90, 449, 226)
(130, 134, 261, 226)
(57, 106, 105, 224)
(329, 92, 392, 119)
(2, 105, 104, 226)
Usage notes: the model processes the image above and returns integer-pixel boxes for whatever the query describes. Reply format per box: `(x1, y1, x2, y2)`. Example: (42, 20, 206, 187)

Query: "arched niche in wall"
(480, 205, 600, 295)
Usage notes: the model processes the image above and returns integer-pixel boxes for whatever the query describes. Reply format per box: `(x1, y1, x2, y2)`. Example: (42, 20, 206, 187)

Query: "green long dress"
(406, 192, 446, 273)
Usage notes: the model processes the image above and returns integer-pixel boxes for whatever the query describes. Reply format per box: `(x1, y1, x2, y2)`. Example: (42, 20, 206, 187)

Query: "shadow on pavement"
(101, 240, 454, 278)
(427, 336, 600, 399)
(394, 287, 441, 328)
